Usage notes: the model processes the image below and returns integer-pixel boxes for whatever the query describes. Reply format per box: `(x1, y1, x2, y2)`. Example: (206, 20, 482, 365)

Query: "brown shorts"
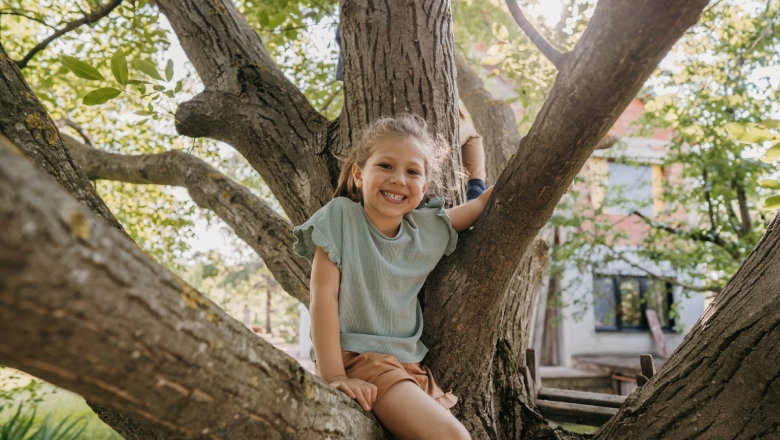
(315, 351, 458, 409)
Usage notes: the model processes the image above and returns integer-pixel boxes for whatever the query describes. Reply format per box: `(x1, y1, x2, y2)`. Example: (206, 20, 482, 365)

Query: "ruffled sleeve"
(422, 197, 458, 256)
(293, 198, 346, 268)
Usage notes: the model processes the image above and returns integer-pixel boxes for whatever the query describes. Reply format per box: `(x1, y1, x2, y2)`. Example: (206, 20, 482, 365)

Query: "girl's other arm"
(309, 246, 377, 411)
(446, 186, 494, 232)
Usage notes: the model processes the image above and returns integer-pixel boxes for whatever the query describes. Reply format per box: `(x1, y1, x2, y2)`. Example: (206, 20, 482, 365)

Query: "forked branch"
(504, 0, 567, 69)
(61, 133, 312, 305)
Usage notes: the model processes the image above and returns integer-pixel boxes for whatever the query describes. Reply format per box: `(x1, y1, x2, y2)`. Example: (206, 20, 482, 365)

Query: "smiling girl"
(293, 114, 492, 439)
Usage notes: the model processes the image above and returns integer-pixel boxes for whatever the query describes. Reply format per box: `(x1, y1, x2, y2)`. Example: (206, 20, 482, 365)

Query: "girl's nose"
(390, 171, 405, 185)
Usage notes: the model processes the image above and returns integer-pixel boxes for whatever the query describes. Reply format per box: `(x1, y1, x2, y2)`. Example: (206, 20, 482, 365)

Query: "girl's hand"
(446, 185, 494, 232)
(328, 376, 378, 411)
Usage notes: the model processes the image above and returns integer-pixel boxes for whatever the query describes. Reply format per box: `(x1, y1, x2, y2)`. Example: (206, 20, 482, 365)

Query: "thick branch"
(174, 91, 335, 225)
(631, 210, 742, 260)
(15, 0, 124, 69)
(609, 248, 722, 293)
(423, 0, 710, 392)
(62, 134, 312, 306)
(155, 0, 334, 224)
(0, 142, 387, 439)
(504, 0, 567, 69)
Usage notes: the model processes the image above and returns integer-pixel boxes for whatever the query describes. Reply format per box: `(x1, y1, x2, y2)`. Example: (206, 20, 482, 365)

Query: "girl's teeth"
(383, 191, 404, 200)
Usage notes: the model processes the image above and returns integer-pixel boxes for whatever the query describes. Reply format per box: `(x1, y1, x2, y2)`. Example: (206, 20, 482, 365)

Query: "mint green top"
(293, 197, 458, 363)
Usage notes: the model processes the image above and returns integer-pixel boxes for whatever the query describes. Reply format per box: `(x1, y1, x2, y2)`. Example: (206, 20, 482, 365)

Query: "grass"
(1, 371, 122, 440)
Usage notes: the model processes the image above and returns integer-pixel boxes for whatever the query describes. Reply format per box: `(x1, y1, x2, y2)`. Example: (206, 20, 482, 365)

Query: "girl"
(293, 114, 492, 440)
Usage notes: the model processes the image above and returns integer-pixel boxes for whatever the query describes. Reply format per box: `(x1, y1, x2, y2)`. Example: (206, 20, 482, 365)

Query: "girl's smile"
(352, 137, 430, 237)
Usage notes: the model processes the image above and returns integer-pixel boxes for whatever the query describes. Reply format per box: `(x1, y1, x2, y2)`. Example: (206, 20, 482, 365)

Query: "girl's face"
(352, 137, 430, 236)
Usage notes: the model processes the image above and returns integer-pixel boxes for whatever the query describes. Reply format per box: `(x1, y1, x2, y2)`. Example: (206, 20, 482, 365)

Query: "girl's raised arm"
(445, 186, 494, 232)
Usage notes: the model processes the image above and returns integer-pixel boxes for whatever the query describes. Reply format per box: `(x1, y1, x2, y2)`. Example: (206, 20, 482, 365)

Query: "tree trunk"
(596, 213, 780, 439)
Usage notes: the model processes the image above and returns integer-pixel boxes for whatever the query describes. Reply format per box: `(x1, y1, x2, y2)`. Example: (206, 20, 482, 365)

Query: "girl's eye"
(407, 169, 421, 176)
(378, 163, 391, 169)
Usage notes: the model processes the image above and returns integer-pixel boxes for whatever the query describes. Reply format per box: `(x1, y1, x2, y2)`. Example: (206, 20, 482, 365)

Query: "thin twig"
(504, 0, 566, 69)
(55, 118, 97, 149)
(631, 210, 742, 260)
(0, 10, 57, 30)
(608, 248, 722, 294)
(15, 0, 124, 70)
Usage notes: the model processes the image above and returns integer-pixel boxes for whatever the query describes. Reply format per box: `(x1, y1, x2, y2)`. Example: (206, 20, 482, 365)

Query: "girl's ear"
(422, 181, 430, 193)
(352, 163, 363, 188)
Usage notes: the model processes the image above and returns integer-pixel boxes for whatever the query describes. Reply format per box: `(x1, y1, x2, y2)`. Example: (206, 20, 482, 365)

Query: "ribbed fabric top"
(293, 197, 458, 363)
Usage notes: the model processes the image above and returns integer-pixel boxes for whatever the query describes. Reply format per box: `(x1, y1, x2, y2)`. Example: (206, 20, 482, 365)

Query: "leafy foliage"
(545, 0, 780, 310)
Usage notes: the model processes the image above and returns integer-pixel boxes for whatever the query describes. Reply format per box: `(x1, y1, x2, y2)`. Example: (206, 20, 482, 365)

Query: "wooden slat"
(535, 399, 618, 427)
(640, 354, 656, 379)
(537, 387, 626, 409)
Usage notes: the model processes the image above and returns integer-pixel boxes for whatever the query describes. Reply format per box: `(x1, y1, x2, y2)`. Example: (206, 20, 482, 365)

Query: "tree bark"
(0, 45, 124, 234)
(62, 134, 312, 306)
(596, 213, 780, 439)
(417, 0, 709, 437)
(0, 143, 387, 439)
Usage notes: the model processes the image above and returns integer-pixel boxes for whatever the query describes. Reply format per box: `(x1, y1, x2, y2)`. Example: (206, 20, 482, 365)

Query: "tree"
(7, 0, 777, 439)
(544, 0, 780, 302)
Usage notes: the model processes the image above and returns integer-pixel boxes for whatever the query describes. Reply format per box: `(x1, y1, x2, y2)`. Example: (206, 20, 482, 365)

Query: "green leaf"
(165, 59, 174, 82)
(725, 122, 746, 138)
(764, 195, 780, 209)
(60, 55, 104, 81)
(126, 79, 149, 85)
(134, 59, 164, 81)
(761, 145, 780, 163)
(496, 24, 509, 41)
(82, 87, 122, 105)
(174, 80, 182, 93)
(134, 110, 154, 116)
(727, 122, 775, 144)
(760, 119, 780, 129)
(111, 48, 128, 86)
(758, 179, 780, 189)
(481, 56, 501, 66)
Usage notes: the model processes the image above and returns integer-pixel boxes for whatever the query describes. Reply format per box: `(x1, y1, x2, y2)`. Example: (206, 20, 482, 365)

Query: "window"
(606, 162, 653, 216)
(594, 275, 673, 331)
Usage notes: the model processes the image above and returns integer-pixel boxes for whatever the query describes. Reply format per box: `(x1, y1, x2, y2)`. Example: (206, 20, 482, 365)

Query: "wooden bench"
(523, 349, 657, 427)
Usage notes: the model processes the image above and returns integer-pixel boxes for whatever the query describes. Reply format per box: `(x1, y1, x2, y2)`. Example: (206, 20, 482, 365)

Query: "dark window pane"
(594, 277, 616, 327)
(645, 279, 669, 328)
(618, 278, 642, 327)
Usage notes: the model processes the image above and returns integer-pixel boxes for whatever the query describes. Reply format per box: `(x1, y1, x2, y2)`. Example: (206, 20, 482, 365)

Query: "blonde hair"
(333, 114, 455, 204)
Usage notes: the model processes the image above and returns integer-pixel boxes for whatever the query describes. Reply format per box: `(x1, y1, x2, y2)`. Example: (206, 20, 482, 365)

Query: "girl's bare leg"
(371, 381, 470, 440)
